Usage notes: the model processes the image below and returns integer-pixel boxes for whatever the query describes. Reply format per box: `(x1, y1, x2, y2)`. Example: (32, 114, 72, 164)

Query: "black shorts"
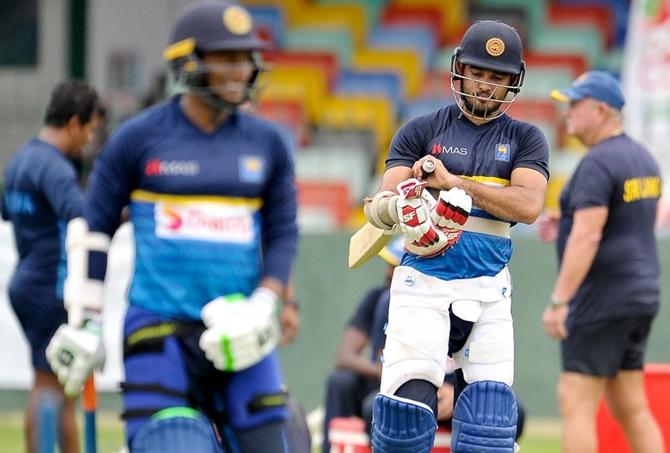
(561, 316, 654, 377)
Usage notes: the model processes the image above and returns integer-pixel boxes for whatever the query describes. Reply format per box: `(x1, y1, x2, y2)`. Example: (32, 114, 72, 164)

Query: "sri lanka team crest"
(495, 143, 511, 162)
(239, 155, 266, 184)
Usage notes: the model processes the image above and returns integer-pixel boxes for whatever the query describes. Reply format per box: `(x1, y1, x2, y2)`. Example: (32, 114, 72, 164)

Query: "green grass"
(0, 411, 561, 452)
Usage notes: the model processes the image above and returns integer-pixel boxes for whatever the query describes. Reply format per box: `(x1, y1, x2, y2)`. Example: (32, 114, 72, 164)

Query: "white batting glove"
(199, 288, 279, 372)
(46, 321, 104, 397)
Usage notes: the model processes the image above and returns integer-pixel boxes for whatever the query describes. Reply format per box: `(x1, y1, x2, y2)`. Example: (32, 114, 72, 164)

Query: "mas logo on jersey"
(430, 143, 468, 156)
(239, 156, 266, 184)
(495, 143, 511, 162)
(155, 202, 254, 243)
(145, 159, 200, 176)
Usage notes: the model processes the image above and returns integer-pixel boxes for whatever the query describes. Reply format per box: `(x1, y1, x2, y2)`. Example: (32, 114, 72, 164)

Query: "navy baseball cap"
(550, 70, 625, 110)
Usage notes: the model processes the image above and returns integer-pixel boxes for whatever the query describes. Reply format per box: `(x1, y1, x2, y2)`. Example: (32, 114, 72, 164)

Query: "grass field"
(0, 410, 561, 452)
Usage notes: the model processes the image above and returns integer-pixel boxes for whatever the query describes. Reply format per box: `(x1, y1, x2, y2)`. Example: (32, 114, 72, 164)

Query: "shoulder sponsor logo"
(145, 159, 200, 176)
(495, 143, 511, 162)
(155, 202, 254, 243)
(431, 143, 468, 156)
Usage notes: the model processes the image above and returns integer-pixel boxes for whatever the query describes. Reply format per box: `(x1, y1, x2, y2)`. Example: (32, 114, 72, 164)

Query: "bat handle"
(420, 159, 436, 180)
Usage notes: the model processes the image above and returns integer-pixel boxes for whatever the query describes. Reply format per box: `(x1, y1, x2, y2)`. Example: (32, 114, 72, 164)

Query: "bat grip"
(420, 159, 436, 180)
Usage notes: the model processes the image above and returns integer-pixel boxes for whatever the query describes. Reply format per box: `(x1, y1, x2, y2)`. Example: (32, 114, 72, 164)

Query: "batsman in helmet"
(363, 21, 549, 452)
(46, 1, 305, 451)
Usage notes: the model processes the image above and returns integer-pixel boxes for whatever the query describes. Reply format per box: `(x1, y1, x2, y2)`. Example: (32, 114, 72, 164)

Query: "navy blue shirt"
(558, 134, 660, 326)
(1, 139, 84, 298)
(347, 286, 389, 362)
(386, 104, 549, 280)
(85, 96, 298, 320)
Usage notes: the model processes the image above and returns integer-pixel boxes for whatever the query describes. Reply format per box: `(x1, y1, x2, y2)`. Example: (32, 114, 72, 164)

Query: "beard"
(462, 94, 503, 117)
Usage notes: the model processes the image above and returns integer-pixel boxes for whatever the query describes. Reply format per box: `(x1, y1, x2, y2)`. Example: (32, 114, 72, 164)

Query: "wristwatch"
(549, 296, 568, 309)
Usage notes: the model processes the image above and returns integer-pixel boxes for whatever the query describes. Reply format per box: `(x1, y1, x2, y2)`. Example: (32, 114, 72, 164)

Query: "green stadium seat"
(318, 0, 386, 30)
(288, 3, 368, 45)
(530, 25, 605, 68)
(284, 27, 354, 66)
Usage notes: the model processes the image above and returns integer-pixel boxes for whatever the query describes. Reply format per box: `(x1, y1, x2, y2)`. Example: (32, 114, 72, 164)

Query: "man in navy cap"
(540, 71, 664, 453)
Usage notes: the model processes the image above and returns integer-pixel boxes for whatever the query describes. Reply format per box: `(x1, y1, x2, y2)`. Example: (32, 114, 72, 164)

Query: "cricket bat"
(348, 160, 435, 269)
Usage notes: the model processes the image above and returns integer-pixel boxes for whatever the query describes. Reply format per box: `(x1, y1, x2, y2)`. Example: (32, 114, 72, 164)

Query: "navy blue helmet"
(451, 21, 526, 120)
(164, 1, 265, 110)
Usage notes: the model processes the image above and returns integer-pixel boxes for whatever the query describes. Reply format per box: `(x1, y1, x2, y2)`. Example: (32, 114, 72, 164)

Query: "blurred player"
(363, 20, 549, 452)
(45, 2, 304, 452)
(541, 71, 664, 453)
(323, 238, 526, 452)
(1, 80, 100, 453)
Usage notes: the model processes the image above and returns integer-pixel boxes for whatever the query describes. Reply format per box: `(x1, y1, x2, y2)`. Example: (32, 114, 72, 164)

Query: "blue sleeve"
(40, 159, 84, 221)
(259, 130, 298, 285)
(84, 125, 139, 236)
(513, 124, 550, 180)
(348, 286, 385, 334)
(385, 118, 430, 170)
(569, 153, 613, 210)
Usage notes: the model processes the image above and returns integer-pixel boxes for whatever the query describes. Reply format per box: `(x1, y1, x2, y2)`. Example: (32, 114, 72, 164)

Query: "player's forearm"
(450, 178, 543, 224)
(551, 231, 601, 303)
(336, 355, 382, 381)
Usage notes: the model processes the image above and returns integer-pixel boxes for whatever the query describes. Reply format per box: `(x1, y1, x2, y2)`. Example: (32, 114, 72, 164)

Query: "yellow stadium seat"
(257, 66, 328, 123)
(391, 0, 468, 42)
(241, 0, 305, 22)
(289, 4, 368, 45)
(320, 95, 394, 155)
(352, 49, 423, 98)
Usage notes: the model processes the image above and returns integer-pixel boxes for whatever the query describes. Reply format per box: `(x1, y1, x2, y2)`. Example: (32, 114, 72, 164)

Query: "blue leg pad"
(371, 393, 436, 453)
(451, 381, 518, 453)
(130, 407, 222, 453)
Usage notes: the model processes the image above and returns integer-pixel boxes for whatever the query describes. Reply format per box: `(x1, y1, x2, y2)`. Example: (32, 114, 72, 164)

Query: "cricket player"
(45, 2, 303, 452)
(363, 21, 549, 452)
(2, 80, 101, 453)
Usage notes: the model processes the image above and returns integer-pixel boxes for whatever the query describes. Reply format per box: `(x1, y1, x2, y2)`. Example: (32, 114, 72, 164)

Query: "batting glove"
(46, 320, 104, 398)
(199, 288, 279, 372)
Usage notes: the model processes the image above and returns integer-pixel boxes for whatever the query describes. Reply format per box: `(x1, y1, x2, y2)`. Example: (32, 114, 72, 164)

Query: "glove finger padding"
(431, 187, 472, 230)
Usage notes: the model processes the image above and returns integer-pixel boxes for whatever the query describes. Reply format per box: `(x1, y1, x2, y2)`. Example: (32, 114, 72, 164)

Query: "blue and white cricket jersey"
(386, 104, 549, 280)
(1, 139, 84, 298)
(85, 96, 298, 321)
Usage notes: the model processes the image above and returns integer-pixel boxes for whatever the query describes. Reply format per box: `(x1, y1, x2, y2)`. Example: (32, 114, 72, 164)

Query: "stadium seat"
(531, 24, 605, 68)
(352, 49, 423, 98)
(263, 50, 339, 90)
(554, 0, 631, 47)
(368, 24, 437, 70)
(328, 417, 452, 452)
(318, 0, 386, 29)
(421, 71, 453, 98)
(525, 52, 588, 78)
(319, 95, 394, 157)
(391, 0, 468, 43)
(255, 99, 309, 147)
(474, 0, 548, 40)
(288, 4, 368, 45)
(336, 70, 402, 117)
(296, 180, 352, 230)
(596, 363, 670, 453)
(247, 5, 285, 47)
(284, 27, 354, 66)
(548, 3, 614, 48)
(257, 66, 328, 123)
(241, 0, 304, 22)
(401, 97, 454, 124)
(380, 4, 447, 47)
(295, 145, 372, 201)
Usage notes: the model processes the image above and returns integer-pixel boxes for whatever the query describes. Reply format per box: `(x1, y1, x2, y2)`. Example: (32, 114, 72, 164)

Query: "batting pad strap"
(372, 393, 436, 453)
(462, 216, 510, 238)
(451, 381, 518, 453)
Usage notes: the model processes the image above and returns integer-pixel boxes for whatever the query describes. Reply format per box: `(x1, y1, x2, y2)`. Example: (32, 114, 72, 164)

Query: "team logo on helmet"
(485, 38, 505, 57)
(223, 5, 252, 35)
